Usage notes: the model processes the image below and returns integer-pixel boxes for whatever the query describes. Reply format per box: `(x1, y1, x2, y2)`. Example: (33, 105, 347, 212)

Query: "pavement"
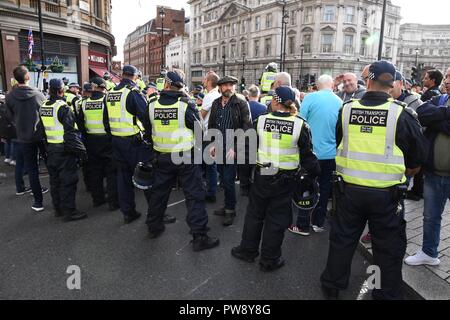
(0, 161, 375, 300)
(359, 199, 450, 300)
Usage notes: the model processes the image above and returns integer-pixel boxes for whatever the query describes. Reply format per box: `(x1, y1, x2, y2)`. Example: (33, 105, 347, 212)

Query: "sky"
(111, 0, 449, 61)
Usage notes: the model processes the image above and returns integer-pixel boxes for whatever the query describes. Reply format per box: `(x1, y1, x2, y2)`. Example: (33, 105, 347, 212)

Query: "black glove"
(78, 151, 88, 166)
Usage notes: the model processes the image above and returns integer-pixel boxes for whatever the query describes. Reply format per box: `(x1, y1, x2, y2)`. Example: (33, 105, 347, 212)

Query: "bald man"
(337, 73, 366, 101)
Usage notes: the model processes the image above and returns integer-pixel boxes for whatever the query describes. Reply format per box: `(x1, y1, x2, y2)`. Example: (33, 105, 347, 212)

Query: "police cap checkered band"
(274, 86, 296, 105)
(272, 91, 283, 103)
(369, 60, 396, 87)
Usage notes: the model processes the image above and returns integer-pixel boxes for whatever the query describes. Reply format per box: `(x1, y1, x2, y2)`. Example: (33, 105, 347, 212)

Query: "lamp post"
(159, 7, 166, 71)
(377, 0, 387, 61)
(35, 0, 46, 89)
(280, 0, 286, 71)
(282, 11, 289, 71)
(415, 47, 419, 67)
(222, 54, 226, 76)
(299, 44, 304, 89)
(241, 52, 246, 91)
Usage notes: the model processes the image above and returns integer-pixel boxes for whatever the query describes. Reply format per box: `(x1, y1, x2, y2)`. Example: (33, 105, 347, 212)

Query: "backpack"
(0, 102, 16, 140)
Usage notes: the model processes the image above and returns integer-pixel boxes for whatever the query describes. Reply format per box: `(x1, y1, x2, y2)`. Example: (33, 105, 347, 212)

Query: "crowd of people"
(0, 59, 449, 300)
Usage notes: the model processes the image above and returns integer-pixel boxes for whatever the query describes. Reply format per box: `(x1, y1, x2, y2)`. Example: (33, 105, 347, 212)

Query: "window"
(265, 38, 272, 56)
(93, 0, 102, 18)
(254, 39, 260, 57)
(323, 5, 335, 22)
(232, 23, 237, 36)
(206, 30, 211, 42)
(345, 7, 355, 24)
(222, 45, 226, 58)
(288, 36, 295, 54)
(213, 47, 218, 61)
(241, 20, 247, 34)
(223, 25, 228, 37)
(304, 7, 313, 23)
(241, 42, 246, 56)
(290, 10, 297, 26)
(344, 34, 354, 54)
(198, 33, 202, 45)
(266, 13, 272, 28)
(385, 46, 392, 58)
(360, 37, 367, 56)
(322, 34, 333, 53)
(303, 34, 311, 53)
(255, 16, 261, 31)
(214, 28, 218, 40)
(387, 23, 394, 37)
(363, 9, 368, 26)
(206, 49, 210, 62)
(231, 44, 236, 58)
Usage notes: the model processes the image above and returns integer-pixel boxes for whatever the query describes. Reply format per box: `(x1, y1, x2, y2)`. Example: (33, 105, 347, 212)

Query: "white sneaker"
(404, 250, 440, 266)
(9, 160, 16, 166)
(312, 225, 326, 233)
(4, 158, 11, 164)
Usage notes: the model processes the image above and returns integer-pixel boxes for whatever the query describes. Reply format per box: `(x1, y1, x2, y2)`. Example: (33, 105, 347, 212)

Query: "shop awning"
(89, 66, 121, 83)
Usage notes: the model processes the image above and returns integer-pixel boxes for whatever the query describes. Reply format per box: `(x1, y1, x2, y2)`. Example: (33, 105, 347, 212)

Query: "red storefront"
(88, 50, 120, 83)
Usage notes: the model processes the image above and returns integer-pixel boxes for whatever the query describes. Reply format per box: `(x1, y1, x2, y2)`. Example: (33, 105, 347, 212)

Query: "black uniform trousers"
(85, 134, 118, 206)
(111, 136, 151, 217)
(47, 150, 79, 214)
(146, 153, 209, 235)
(321, 184, 407, 300)
(240, 170, 295, 261)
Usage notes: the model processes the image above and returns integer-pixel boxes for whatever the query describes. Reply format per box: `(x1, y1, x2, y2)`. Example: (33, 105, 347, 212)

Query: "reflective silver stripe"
(46, 135, 63, 141)
(178, 101, 186, 128)
(337, 166, 404, 182)
(149, 101, 155, 123)
(341, 102, 352, 158)
(153, 131, 188, 139)
(336, 150, 405, 165)
(109, 118, 122, 123)
(154, 141, 193, 149)
(257, 159, 299, 169)
(111, 127, 136, 133)
(85, 120, 104, 125)
(258, 146, 299, 155)
(87, 129, 106, 134)
(385, 103, 399, 158)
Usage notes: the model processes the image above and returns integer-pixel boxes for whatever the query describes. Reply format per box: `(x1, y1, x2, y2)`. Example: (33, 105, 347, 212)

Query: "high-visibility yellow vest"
(149, 99, 194, 153)
(156, 78, 165, 91)
(64, 92, 77, 107)
(136, 79, 146, 91)
(336, 99, 406, 188)
(257, 113, 303, 170)
(40, 100, 68, 144)
(105, 86, 141, 137)
(260, 72, 276, 92)
(260, 94, 273, 107)
(81, 96, 106, 135)
(105, 80, 116, 91)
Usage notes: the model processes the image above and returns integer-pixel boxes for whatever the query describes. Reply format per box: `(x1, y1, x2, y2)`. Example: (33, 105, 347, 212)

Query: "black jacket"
(209, 94, 252, 132)
(43, 96, 86, 155)
(417, 94, 450, 173)
(336, 91, 429, 169)
(421, 86, 441, 103)
(5, 86, 46, 143)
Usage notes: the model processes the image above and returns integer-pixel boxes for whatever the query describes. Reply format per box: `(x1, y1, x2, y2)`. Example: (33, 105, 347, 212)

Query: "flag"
(28, 27, 34, 59)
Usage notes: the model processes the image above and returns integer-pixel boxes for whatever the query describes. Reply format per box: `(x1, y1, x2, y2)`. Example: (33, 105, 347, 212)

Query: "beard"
(222, 90, 233, 97)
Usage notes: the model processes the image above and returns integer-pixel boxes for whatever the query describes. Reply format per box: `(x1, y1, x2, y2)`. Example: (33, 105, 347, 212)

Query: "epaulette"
(343, 98, 357, 106)
(392, 99, 407, 109)
(148, 96, 158, 104)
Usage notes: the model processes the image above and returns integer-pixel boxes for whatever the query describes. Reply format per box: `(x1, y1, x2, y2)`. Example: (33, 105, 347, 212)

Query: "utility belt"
(331, 171, 408, 215)
(255, 164, 299, 185)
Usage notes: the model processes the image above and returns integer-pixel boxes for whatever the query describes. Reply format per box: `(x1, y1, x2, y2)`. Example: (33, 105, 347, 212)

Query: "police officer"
(64, 83, 81, 113)
(62, 77, 69, 91)
(156, 70, 167, 92)
(259, 62, 278, 94)
(260, 82, 275, 109)
(136, 71, 147, 92)
(144, 82, 158, 101)
(231, 86, 320, 271)
(104, 65, 151, 224)
(40, 79, 87, 222)
(320, 61, 429, 300)
(77, 77, 119, 211)
(140, 69, 220, 252)
(194, 93, 204, 112)
(103, 72, 116, 91)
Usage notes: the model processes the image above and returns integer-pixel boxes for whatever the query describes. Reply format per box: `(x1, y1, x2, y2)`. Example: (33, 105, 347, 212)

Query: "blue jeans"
(311, 159, 336, 227)
(4, 140, 15, 160)
(14, 142, 26, 193)
(205, 163, 218, 197)
(422, 172, 450, 258)
(217, 164, 237, 210)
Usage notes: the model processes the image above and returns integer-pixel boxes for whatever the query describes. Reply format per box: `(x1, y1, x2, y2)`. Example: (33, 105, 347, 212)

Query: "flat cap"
(217, 76, 238, 86)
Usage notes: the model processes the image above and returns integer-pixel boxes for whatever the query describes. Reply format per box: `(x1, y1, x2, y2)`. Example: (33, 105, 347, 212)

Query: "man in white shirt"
(200, 72, 221, 202)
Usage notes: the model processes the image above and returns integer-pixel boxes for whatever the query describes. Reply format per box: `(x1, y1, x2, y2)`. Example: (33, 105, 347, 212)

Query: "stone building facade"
(188, 0, 401, 86)
(0, 0, 116, 91)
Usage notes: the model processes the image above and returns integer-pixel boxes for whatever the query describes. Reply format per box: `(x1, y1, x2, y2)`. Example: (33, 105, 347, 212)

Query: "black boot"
(192, 234, 220, 252)
(63, 210, 87, 222)
(124, 211, 141, 224)
(231, 246, 259, 263)
(213, 207, 225, 216)
(163, 214, 176, 224)
(321, 284, 339, 300)
(259, 257, 285, 272)
(223, 210, 236, 226)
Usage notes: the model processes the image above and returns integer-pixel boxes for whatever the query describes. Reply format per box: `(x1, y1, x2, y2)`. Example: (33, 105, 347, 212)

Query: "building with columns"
(397, 23, 450, 80)
(0, 0, 116, 91)
(165, 35, 190, 85)
(188, 0, 401, 87)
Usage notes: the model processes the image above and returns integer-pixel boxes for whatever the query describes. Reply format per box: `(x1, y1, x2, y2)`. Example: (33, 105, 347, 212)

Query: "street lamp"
(159, 7, 166, 71)
(299, 44, 304, 89)
(241, 52, 246, 92)
(280, 0, 287, 71)
(415, 47, 419, 67)
(377, 0, 387, 61)
(222, 54, 226, 76)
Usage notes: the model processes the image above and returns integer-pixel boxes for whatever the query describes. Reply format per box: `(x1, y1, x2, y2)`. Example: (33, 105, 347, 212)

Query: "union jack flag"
(28, 27, 34, 59)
